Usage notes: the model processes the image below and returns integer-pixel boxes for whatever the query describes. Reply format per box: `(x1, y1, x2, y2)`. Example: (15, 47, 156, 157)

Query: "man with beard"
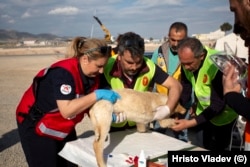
(100, 31, 182, 131)
(150, 22, 191, 142)
(222, 0, 250, 151)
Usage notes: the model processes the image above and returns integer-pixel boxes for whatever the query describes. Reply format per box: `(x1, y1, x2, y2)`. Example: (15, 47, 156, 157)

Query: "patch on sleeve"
(60, 84, 72, 95)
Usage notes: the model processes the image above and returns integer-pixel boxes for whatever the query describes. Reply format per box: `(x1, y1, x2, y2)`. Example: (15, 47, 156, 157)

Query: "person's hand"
(222, 63, 241, 95)
(153, 105, 170, 120)
(112, 112, 126, 123)
(94, 89, 121, 104)
(171, 119, 197, 131)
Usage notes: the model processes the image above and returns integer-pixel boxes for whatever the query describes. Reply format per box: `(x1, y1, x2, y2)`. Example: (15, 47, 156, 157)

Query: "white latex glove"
(112, 112, 127, 123)
(153, 105, 170, 120)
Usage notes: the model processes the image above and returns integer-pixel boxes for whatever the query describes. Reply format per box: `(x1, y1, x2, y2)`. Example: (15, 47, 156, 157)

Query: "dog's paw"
(158, 118, 176, 128)
(174, 104, 186, 114)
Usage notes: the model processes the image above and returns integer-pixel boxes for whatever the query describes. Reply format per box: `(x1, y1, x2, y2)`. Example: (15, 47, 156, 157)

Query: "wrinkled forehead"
(178, 47, 193, 56)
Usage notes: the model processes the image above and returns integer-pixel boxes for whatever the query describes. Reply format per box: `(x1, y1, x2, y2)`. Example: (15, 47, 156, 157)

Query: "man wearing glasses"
(101, 31, 182, 131)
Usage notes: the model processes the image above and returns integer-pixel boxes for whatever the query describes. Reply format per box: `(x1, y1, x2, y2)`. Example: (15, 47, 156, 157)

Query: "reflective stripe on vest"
(38, 122, 68, 140)
(196, 95, 210, 102)
(183, 46, 238, 126)
(104, 56, 156, 127)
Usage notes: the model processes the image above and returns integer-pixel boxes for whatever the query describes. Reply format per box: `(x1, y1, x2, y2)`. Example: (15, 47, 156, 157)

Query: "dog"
(89, 88, 185, 167)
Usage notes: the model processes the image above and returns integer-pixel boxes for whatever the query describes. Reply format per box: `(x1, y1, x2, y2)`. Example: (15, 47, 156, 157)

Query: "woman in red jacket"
(16, 37, 120, 167)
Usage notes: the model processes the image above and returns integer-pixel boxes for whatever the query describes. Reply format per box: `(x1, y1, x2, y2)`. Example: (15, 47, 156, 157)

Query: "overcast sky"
(0, 0, 234, 39)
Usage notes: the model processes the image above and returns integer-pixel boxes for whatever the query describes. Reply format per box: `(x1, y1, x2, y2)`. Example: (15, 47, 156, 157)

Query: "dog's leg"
(93, 125, 110, 167)
(157, 103, 186, 128)
(90, 101, 113, 167)
(136, 123, 148, 132)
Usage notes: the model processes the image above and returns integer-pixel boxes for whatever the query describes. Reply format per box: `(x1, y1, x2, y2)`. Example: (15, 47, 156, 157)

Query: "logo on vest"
(60, 84, 72, 95)
(142, 76, 149, 86)
(203, 74, 208, 83)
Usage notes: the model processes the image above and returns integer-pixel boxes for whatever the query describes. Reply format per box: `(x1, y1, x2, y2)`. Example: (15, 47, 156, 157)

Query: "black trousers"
(192, 119, 237, 151)
(17, 118, 78, 167)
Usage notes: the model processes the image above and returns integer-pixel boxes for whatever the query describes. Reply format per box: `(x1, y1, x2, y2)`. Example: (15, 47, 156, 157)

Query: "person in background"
(16, 37, 121, 167)
(101, 31, 182, 131)
(151, 22, 191, 142)
(171, 37, 238, 150)
(222, 0, 250, 151)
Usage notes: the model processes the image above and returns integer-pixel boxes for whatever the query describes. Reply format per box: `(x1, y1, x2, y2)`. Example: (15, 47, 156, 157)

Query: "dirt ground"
(0, 43, 160, 56)
(0, 44, 160, 167)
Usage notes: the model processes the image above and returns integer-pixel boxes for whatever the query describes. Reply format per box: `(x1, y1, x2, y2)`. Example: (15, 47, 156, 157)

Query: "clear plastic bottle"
(138, 150, 147, 167)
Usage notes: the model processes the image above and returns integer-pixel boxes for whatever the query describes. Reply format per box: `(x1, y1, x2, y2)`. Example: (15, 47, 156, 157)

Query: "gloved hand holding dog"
(112, 112, 126, 123)
(153, 105, 170, 120)
(94, 89, 121, 103)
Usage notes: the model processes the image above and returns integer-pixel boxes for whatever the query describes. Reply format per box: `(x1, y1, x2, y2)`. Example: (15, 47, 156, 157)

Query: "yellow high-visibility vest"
(104, 55, 156, 127)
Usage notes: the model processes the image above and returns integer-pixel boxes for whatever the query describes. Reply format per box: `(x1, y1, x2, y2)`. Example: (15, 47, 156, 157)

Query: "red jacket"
(16, 58, 99, 140)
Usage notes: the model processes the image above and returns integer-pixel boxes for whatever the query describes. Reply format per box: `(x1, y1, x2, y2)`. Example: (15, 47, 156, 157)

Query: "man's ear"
(200, 53, 205, 60)
(200, 49, 207, 60)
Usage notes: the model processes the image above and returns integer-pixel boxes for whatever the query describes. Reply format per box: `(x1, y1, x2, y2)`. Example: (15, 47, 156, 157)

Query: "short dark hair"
(169, 22, 188, 35)
(178, 37, 205, 58)
(117, 32, 145, 58)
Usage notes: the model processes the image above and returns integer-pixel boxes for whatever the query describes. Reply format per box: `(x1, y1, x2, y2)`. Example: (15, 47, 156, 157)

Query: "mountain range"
(0, 29, 60, 41)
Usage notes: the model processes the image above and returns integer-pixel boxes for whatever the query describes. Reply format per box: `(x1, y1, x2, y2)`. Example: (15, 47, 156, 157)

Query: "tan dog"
(89, 88, 185, 167)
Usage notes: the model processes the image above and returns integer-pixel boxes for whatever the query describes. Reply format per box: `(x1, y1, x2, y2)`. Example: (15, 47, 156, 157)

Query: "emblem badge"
(142, 76, 149, 86)
(203, 74, 208, 83)
(60, 84, 72, 95)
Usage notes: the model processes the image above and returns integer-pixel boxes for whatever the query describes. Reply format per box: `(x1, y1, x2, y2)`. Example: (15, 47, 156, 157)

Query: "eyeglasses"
(84, 46, 111, 55)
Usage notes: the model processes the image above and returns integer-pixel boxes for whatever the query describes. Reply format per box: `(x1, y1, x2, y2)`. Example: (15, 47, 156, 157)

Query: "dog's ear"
(174, 103, 186, 114)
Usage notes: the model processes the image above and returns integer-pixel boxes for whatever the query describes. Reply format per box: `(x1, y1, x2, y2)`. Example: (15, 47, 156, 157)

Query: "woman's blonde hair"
(65, 37, 111, 60)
